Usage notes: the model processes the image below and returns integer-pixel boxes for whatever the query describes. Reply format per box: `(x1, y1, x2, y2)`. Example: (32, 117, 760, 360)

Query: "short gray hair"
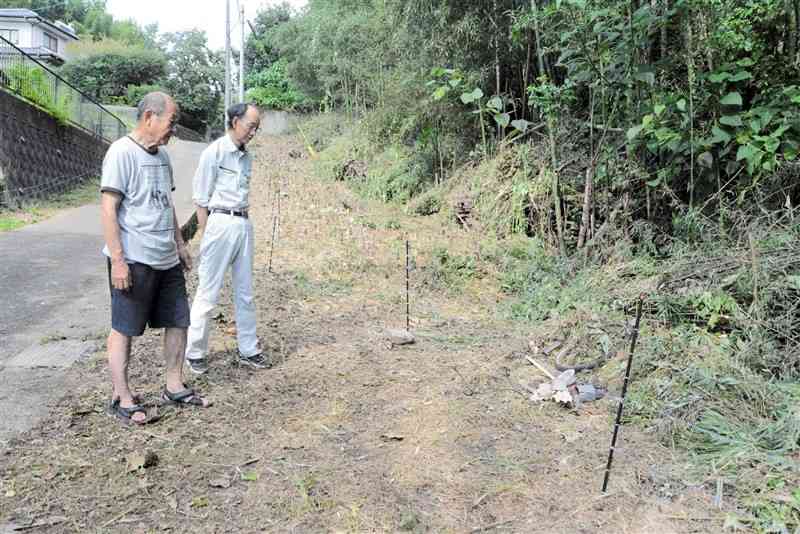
(137, 92, 171, 121)
(226, 102, 258, 129)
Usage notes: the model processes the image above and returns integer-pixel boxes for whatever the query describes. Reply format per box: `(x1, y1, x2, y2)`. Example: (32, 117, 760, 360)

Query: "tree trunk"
(686, 15, 696, 208)
(795, 0, 800, 64)
(788, 0, 799, 63)
(578, 88, 596, 249)
(577, 168, 594, 248)
(523, 34, 532, 118)
(660, 0, 668, 63)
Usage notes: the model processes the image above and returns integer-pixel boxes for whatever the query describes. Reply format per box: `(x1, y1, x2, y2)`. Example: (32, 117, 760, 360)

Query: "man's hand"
(178, 244, 193, 271)
(110, 258, 132, 291)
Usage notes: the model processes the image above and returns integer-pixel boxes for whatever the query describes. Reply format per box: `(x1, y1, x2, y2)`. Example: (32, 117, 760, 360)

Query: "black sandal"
(161, 387, 211, 408)
(107, 398, 159, 425)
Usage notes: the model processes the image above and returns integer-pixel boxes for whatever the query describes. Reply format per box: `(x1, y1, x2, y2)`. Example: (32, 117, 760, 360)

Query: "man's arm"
(192, 144, 216, 239)
(101, 191, 131, 291)
(196, 206, 209, 236)
(174, 207, 192, 271)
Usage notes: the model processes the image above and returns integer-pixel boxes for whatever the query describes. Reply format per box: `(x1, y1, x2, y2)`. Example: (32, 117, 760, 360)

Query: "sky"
(105, 0, 307, 51)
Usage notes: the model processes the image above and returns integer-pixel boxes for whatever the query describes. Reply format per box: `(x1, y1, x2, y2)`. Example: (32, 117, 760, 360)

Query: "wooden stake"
(405, 240, 411, 331)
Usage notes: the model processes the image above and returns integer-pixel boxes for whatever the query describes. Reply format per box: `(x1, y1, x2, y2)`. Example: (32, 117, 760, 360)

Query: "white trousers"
(186, 212, 259, 360)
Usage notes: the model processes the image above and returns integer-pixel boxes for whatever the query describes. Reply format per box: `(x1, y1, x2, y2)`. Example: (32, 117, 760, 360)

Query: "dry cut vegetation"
(0, 133, 724, 533)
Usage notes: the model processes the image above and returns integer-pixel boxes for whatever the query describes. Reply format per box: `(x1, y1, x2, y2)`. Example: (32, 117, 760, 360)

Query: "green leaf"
(191, 496, 209, 508)
(432, 86, 448, 101)
(736, 144, 758, 162)
(711, 125, 732, 145)
(676, 99, 687, 112)
(765, 137, 780, 153)
(719, 115, 743, 127)
(646, 178, 661, 187)
(448, 79, 461, 88)
(460, 88, 483, 105)
(654, 104, 666, 116)
(708, 72, 731, 84)
(494, 112, 510, 128)
(729, 70, 752, 82)
(241, 471, 259, 482)
(627, 124, 644, 141)
(511, 119, 531, 132)
(487, 96, 503, 113)
(720, 92, 743, 106)
(698, 151, 714, 168)
(783, 140, 799, 160)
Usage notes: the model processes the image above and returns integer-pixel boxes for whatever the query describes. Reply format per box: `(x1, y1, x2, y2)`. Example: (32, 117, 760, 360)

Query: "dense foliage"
(256, 1, 800, 530)
(266, 0, 800, 242)
(60, 43, 166, 103)
(243, 2, 306, 110)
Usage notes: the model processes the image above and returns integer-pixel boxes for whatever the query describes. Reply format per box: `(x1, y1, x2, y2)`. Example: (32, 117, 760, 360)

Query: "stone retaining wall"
(0, 89, 109, 207)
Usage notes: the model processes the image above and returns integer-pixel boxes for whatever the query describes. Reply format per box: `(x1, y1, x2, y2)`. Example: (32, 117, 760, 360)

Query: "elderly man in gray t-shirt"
(101, 92, 210, 424)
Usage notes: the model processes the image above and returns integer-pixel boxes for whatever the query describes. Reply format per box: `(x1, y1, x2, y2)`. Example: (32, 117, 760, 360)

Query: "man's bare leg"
(108, 329, 146, 423)
(164, 327, 210, 406)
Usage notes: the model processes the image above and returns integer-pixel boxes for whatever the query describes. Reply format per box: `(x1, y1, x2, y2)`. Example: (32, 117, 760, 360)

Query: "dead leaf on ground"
(191, 496, 209, 508)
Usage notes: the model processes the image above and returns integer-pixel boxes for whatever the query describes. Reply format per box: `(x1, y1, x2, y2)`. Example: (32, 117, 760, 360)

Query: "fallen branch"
(525, 356, 556, 380)
(470, 519, 517, 533)
(101, 506, 137, 528)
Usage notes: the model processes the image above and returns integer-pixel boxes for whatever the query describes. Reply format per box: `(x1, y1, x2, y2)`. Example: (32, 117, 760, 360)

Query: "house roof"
(0, 8, 78, 40)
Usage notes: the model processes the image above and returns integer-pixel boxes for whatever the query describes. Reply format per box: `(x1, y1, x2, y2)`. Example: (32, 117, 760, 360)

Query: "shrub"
(246, 59, 308, 110)
(61, 44, 167, 102)
(4, 65, 71, 124)
(125, 84, 168, 107)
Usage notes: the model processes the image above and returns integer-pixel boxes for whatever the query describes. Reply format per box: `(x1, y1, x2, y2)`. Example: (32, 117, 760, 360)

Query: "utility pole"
(239, 4, 245, 102)
(225, 0, 232, 115)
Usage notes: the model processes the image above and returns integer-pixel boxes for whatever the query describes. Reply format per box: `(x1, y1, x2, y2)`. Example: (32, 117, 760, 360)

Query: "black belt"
(210, 208, 248, 218)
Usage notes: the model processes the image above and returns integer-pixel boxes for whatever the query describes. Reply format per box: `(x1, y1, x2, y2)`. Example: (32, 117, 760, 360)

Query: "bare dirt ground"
(0, 133, 724, 533)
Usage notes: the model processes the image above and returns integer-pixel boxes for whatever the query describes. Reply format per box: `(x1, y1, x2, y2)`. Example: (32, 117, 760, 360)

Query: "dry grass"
(0, 134, 724, 533)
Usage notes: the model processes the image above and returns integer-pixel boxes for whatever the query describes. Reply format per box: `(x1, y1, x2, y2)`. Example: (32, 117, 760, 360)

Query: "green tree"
(246, 58, 306, 110)
(61, 42, 167, 103)
(159, 30, 224, 132)
(244, 2, 293, 73)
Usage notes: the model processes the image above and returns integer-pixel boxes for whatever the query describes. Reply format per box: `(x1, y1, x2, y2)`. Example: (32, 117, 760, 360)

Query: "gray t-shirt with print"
(101, 136, 179, 270)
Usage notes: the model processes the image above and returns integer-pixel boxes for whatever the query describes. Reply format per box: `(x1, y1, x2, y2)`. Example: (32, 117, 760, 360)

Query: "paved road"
(0, 138, 206, 442)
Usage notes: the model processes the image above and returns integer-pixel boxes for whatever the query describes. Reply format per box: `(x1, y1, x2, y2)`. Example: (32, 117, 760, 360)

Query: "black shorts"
(107, 259, 190, 337)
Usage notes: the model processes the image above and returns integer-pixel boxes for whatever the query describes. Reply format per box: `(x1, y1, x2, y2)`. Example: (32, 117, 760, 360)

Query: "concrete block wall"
(0, 89, 109, 207)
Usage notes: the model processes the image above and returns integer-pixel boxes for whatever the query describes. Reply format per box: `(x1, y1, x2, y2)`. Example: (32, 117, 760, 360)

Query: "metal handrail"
(0, 34, 126, 142)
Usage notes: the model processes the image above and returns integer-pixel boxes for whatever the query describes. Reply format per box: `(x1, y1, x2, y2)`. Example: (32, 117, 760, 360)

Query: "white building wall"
(0, 18, 74, 61)
(0, 20, 32, 47)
